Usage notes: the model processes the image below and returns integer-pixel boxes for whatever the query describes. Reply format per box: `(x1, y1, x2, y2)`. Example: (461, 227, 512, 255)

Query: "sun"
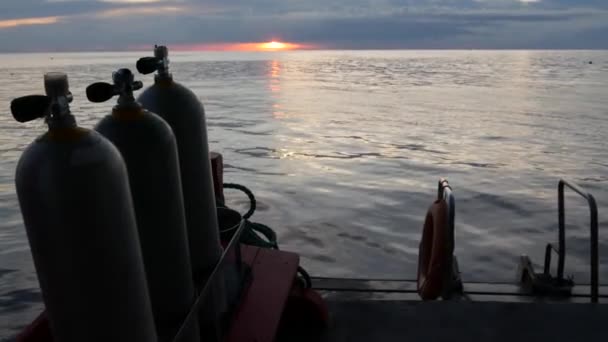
(262, 41, 287, 50)
(167, 40, 316, 51)
(258, 41, 299, 51)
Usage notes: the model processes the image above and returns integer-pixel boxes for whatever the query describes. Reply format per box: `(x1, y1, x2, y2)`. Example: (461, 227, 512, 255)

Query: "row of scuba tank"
(11, 46, 223, 342)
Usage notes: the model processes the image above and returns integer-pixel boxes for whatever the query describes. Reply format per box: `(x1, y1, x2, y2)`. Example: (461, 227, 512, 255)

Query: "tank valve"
(86, 69, 143, 107)
(136, 45, 171, 79)
(10, 72, 74, 126)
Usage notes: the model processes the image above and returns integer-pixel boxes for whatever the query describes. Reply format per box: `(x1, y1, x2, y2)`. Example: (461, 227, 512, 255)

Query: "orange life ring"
(417, 199, 449, 300)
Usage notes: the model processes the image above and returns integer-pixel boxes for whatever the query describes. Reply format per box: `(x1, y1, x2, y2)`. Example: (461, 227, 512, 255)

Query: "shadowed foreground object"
(12, 72, 157, 342)
(137, 45, 223, 279)
(9, 47, 606, 342)
(89, 69, 200, 342)
(15, 168, 606, 342)
(320, 300, 608, 342)
(136, 45, 226, 340)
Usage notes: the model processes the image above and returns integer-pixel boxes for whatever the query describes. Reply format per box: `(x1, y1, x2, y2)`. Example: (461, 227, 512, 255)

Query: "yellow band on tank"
(156, 78, 174, 87)
(112, 107, 144, 120)
(44, 126, 89, 142)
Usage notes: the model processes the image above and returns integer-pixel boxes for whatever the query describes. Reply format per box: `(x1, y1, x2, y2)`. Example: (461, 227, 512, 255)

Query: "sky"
(0, 0, 607, 52)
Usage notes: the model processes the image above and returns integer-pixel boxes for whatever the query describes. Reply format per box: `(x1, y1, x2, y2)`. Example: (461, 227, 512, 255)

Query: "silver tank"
(137, 45, 225, 341)
(12, 73, 157, 342)
(87, 69, 200, 342)
(136, 46, 222, 279)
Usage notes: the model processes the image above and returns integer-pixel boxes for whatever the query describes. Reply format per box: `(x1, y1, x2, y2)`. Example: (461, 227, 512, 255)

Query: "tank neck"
(47, 94, 76, 129)
(117, 91, 137, 107)
(112, 103, 144, 120)
(114, 69, 143, 110)
(47, 113, 77, 130)
(115, 91, 142, 112)
(154, 45, 172, 81)
(45, 73, 77, 129)
(155, 72, 173, 83)
(114, 101, 142, 112)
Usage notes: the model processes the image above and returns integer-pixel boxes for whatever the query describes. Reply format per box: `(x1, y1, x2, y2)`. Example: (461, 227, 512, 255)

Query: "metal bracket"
(171, 220, 249, 342)
(517, 255, 574, 297)
(437, 179, 464, 299)
(517, 179, 599, 303)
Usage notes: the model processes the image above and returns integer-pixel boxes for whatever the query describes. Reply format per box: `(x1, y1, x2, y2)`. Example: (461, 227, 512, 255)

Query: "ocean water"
(0, 50, 607, 337)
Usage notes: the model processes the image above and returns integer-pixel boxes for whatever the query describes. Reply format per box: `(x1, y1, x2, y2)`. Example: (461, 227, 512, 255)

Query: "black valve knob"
(10, 95, 51, 123)
(10, 72, 74, 127)
(86, 82, 116, 103)
(136, 45, 170, 78)
(136, 57, 160, 75)
(86, 69, 143, 106)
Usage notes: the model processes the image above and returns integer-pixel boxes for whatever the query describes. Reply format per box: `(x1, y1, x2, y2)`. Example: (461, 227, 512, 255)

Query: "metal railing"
(543, 179, 599, 303)
(171, 219, 248, 342)
(438, 178, 461, 298)
(438, 178, 455, 254)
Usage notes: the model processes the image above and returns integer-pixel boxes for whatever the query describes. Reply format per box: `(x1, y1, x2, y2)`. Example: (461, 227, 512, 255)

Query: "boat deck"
(322, 300, 608, 342)
(313, 278, 608, 342)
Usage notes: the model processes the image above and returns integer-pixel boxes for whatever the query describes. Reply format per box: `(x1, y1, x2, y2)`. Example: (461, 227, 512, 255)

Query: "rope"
(242, 222, 278, 250)
(297, 266, 312, 289)
(223, 183, 256, 219)
(221, 183, 311, 288)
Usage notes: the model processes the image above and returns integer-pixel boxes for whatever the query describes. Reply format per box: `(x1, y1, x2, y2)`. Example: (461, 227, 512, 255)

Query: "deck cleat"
(517, 255, 575, 297)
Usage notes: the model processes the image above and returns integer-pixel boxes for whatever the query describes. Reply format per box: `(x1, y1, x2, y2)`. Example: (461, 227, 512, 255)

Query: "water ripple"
(1, 50, 608, 335)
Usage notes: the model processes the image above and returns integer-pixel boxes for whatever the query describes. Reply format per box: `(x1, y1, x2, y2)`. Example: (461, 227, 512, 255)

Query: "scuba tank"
(11, 73, 156, 342)
(136, 46, 222, 281)
(136, 45, 225, 340)
(86, 69, 200, 342)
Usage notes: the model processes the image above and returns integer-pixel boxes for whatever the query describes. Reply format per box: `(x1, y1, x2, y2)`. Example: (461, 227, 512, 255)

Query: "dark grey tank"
(88, 69, 200, 342)
(136, 47, 222, 280)
(12, 73, 157, 342)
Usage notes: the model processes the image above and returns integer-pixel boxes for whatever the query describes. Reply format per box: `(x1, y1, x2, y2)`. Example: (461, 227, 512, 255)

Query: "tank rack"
(172, 220, 250, 342)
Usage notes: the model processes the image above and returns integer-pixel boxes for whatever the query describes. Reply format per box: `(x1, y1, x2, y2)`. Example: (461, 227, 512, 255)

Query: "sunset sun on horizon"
(258, 41, 289, 50)
(167, 40, 313, 52)
(244, 40, 304, 51)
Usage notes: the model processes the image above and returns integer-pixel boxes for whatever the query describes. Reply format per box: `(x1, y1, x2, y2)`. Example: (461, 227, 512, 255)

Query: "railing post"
(557, 179, 599, 303)
(544, 244, 553, 276)
(589, 195, 599, 303)
(437, 179, 461, 299)
(557, 181, 566, 281)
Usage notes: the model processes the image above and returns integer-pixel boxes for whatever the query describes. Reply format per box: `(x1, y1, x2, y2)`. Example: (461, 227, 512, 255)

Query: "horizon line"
(1, 47, 607, 54)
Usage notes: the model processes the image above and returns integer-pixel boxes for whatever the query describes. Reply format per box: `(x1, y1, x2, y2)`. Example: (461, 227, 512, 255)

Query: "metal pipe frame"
(556, 179, 599, 303)
(172, 220, 248, 342)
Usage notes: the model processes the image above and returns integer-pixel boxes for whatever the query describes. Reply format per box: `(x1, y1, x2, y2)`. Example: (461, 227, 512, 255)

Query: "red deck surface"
(225, 245, 300, 342)
(16, 245, 300, 342)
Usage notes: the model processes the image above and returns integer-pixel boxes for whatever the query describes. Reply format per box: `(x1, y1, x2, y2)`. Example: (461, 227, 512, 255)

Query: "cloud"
(0, 0, 607, 50)
(0, 16, 63, 29)
(94, 5, 186, 17)
(0, 1, 109, 21)
(99, 0, 173, 3)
